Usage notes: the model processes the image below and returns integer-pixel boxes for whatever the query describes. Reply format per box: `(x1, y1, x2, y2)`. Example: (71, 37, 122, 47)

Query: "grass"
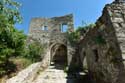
(10, 57, 32, 71)
(0, 57, 32, 83)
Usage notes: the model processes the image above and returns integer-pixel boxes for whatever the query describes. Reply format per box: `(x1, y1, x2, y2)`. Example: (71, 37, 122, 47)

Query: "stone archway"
(50, 44, 67, 66)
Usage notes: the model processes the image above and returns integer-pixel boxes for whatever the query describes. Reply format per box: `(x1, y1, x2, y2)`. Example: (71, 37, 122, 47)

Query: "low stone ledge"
(6, 62, 42, 83)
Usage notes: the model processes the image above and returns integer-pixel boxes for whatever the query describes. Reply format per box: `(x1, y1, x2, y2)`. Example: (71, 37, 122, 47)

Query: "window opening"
(61, 24, 68, 32)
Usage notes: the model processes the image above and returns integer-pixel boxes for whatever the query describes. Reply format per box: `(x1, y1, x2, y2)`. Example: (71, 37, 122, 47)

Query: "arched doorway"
(51, 44, 67, 66)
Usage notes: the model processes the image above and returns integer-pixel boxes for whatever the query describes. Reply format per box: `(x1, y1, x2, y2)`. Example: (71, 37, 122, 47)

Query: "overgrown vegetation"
(0, 0, 45, 77)
(67, 24, 95, 45)
(24, 41, 46, 63)
(0, 0, 26, 76)
(94, 35, 106, 45)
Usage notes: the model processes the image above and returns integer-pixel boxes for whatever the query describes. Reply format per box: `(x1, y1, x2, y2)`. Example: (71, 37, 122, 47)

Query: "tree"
(0, 0, 26, 76)
(0, 0, 22, 23)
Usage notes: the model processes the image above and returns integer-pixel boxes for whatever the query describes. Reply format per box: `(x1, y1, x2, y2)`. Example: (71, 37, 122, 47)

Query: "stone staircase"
(32, 65, 68, 83)
(31, 64, 89, 83)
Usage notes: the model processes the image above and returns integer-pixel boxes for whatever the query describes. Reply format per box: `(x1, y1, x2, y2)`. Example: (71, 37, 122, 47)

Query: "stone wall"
(109, 1, 125, 60)
(79, 1, 125, 83)
(28, 14, 73, 44)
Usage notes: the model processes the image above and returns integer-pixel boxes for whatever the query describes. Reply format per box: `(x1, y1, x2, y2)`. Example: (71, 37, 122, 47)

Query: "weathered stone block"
(112, 17, 124, 22)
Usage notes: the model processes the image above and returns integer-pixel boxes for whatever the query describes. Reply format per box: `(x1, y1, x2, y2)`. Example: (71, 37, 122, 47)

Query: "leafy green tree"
(0, 0, 26, 76)
(0, 0, 22, 23)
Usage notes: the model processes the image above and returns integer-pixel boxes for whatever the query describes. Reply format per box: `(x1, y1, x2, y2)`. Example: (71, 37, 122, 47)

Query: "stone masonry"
(28, 14, 74, 67)
(79, 0, 125, 83)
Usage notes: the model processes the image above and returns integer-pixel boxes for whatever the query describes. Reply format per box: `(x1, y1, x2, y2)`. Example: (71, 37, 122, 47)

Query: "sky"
(16, 0, 114, 34)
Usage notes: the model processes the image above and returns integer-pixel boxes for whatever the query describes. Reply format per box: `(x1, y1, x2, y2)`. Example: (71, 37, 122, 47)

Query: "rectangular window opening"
(61, 24, 68, 32)
(44, 26, 48, 31)
(42, 26, 48, 31)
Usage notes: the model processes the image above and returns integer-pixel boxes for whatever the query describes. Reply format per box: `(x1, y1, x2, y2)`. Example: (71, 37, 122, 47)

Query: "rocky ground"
(32, 65, 68, 83)
(6, 62, 90, 83)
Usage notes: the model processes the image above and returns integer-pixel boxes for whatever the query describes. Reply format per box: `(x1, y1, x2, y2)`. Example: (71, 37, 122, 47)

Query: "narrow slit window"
(93, 49, 99, 62)
(83, 51, 86, 56)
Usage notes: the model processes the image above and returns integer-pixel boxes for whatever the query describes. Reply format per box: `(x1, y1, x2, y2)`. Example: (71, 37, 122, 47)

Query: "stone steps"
(32, 65, 68, 83)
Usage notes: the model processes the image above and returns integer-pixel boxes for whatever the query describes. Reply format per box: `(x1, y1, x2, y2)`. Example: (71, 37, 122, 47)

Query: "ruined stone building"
(79, 0, 125, 83)
(28, 14, 75, 66)
(27, 0, 125, 83)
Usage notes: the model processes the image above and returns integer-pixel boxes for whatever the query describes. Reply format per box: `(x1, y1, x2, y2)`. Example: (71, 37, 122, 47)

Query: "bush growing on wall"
(67, 24, 95, 45)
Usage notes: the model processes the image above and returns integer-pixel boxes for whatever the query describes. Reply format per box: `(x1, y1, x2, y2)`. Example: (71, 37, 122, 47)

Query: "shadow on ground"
(66, 72, 92, 83)
(51, 62, 92, 83)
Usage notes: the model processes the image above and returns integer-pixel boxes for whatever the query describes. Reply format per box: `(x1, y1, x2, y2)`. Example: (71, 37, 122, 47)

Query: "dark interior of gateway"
(51, 44, 67, 67)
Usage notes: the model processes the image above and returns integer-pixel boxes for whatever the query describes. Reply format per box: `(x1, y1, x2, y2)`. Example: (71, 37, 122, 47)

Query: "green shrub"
(24, 41, 45, 63)
(11, 57, 32, 70)
(67, 24, 95, 45)
(94, 35, 106, 44)
(63, 66, 68, 73)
